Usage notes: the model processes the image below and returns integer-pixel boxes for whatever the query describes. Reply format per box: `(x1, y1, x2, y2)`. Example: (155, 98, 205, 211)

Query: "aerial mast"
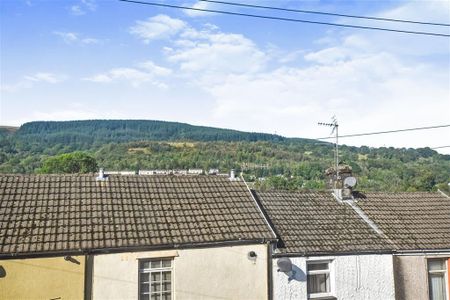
(318, 116, 339, 181)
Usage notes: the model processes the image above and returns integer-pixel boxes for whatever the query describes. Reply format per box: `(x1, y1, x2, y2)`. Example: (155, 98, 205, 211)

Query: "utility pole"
(318, 116, 339, 181)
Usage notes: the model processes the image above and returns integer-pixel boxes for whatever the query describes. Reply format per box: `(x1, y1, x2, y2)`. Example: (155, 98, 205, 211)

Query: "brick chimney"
(325, 165, 357, 200)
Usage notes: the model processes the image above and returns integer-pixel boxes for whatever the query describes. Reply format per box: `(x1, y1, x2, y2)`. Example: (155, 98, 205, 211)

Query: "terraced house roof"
(0, 174, 276, 258)
(255, 191, 394, 255)
(354, 192, 450, 251)
(256, 190, 450, 255)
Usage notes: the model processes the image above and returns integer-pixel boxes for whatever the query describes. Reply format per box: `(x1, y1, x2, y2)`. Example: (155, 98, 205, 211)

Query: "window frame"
(138, 258, 173, 300)
(306, 259, 335, 299)
(427, 257, 449, 300)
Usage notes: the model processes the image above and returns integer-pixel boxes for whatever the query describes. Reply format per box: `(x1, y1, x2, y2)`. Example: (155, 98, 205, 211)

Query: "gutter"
(272, 249, 394, 258)
(271, 248, 450, 258)
(0, 238, 277, 260)
(393, 249, 450, 255)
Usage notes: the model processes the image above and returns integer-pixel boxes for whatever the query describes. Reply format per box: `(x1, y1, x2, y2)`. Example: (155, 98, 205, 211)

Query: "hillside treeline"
(0, 120, 448, 192)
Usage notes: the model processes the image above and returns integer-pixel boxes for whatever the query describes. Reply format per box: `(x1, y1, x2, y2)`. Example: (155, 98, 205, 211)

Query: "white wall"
(273, 254, 395, 300)
(92, 244, 269, 300)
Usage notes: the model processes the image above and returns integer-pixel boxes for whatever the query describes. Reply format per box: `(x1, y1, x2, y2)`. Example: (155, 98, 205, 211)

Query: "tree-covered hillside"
(15, 120, 286, 146)
(0, 120, 449, 192)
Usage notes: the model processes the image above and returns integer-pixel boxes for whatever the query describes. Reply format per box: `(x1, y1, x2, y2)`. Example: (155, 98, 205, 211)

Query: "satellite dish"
(344, 176, 357, 188)
(277, 257, 293, 273)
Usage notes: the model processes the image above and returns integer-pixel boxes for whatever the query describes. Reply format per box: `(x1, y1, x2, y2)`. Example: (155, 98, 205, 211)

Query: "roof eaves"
(0, 238, 277, 260)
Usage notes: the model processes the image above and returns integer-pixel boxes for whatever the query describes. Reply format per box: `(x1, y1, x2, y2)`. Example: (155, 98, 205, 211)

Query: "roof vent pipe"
(96, 168, 106, 181)
(230, 169, 236, 181)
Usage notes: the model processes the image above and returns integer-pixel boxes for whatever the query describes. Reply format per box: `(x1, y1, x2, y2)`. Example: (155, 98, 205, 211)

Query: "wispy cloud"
(1, 72, 67, 92)
(129, 15, 186, 43)
(183, 1, 216, 17)
(53, 31, 101, 45)
(24, 72, 66, 83)
(70, 5, 85, 16)
(69, 0, 96, 16)
(83, 61, 172, 88)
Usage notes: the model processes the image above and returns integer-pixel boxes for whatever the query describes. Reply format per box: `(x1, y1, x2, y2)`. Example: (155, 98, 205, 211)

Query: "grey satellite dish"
(277, 257, 293, 273)
(344, 176, 357, 188)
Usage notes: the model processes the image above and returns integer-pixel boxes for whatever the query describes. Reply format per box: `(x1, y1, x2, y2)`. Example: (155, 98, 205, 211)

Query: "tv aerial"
(318, 116, 339, 179)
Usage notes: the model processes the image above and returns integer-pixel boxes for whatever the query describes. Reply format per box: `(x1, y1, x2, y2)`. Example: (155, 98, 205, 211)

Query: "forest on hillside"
(0, 120, 449, 192)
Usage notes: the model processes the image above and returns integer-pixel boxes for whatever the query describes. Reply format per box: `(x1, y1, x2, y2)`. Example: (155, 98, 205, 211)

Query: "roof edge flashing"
(242, 178, 278, 240)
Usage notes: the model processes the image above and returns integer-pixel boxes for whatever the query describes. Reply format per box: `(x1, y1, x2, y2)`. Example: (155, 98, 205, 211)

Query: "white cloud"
(183, 1, 215, 17)
(138, 61, 173, 76)
(70, 0, 96, 16)
(83, 61, 171, 88)
(165, 26, 268, 81)
(130, 15, 186, 43)
(54, 31, 101, 45)
(81, 0, 96, 11)
(0, 81, 33, 93)
(169, 32, 267, 74)
(70, 5, 85, 16)
(1, 72, 66, 93)
(24, 72, 66, 83)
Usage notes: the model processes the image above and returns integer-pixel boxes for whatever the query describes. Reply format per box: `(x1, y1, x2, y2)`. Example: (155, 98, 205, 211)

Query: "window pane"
(141, 261, 150, 269)
(308, 263, 329, 271)
(428, 259, 445, 271)
(141, 273, 150, 283)
(151, 282, 161, 292)
(140, 294, 150, 300)
(151, 260, 162, 268)
(151, 295, 161, 300)
(162, 282, 171, 292)
(162, 271, 171, 281)
(162, 292, 171, 300)
(151, 272, 161, 282)
(140, 284, 150, 293)
(307, 274, 330, 294)
(162, 260, 171, 268)
(429, 274, 447, 300)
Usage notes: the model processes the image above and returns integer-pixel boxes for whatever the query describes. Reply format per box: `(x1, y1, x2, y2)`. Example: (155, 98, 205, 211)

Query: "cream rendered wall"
(273, 254, 395, 300)
(92, 244, 268, 300)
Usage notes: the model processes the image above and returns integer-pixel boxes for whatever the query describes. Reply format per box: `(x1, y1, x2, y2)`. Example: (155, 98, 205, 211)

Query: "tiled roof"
(354, 192, 450, 251)
(0, 174, 275, 257)
(255, 191, 394, 255)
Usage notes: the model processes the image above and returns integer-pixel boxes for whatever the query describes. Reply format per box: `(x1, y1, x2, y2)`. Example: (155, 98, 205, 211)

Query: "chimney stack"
(325, 165, 357, 200)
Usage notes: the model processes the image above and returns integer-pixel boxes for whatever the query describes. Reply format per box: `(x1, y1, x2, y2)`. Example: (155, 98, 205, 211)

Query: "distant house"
(0, 174, 276, 300)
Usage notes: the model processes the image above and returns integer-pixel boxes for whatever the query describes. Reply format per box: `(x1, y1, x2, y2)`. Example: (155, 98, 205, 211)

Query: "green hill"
(16, 120, 287, 145)
(0, 120, 448, 192)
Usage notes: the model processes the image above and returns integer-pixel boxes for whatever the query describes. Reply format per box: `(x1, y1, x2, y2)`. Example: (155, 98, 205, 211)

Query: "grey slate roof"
(353, 192, 450, 251)
(255, 191, 394, 255)
(0, 174, 275, 257)
(256, 190, 450, 255)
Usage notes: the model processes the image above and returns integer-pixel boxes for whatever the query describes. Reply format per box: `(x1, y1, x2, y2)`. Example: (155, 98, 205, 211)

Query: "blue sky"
(1, 0, 449, 153)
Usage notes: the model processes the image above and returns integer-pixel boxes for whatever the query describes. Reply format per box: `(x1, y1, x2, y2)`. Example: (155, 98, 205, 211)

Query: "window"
(428, 258, 448, 300)
(307, 260, 334, 299)
(139, 258, 172, 300)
